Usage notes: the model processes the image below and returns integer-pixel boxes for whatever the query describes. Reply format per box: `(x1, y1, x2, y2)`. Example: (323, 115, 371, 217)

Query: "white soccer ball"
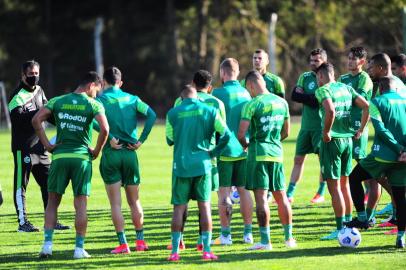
(338, 227, 361, 248)
(230, 187, 240, 204)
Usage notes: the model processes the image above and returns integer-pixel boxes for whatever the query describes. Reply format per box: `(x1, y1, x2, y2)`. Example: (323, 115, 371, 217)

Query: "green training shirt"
(315, 82, 360, 138)
(241, 72, 285, 96)
(212, 80, 251, 160)
(96, 86, 155, 147)
(46, 92, 105, 159)
(296, 71, 321, 131)
(338, 71, 373, 131)
(166, 98, 230, 177)
(369, 90, 406, 162)
(241, 93, 289, 162)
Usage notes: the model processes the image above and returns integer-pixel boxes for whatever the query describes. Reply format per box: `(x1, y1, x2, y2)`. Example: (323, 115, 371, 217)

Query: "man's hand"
(88, 147, 100, 160)
(398, 152, 406, 163)
(110, 137, 122, 150)
(127, 141, 142, 151)
(322, 130, 331, 143)
(45, 142, 57, 153)
(354, 129, 363, 140)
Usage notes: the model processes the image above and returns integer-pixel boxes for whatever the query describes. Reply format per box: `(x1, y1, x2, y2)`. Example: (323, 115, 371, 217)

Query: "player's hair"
(349, 46, 367, 59)
(315, 62, 334, 76)
(220, 58, 239, 76)
(180, 84, 196, 99)
(104, 66, 122, 85)
(21, 60, 40, 74)
(245, 70, 263, 84)
(370, 53, 391, 69)
(378, 76, 393, 93)
(391, 54, 406, 67)
(79, 71, 102, 87)
(193, 70, 212, 89)
(254, 49, 268, 56)
(309, 48, 327, 61)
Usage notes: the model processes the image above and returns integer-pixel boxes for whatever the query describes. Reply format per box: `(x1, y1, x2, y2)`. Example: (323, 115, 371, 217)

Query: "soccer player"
(288, 48, 328, 204)
(241, 49, 285, 98)
(33, 71, 109, 259)
(166, 85, 231, 261)
(238, 70, 296, 250)
(8, 60, 69, 232)
(96, 67, 156, 254)
(315, 63, 369, 240)
(212, 58, 254, 245)
(168, 70, 225, 251)
(391, 54, 406, 84)
(338, 47, 374, 222)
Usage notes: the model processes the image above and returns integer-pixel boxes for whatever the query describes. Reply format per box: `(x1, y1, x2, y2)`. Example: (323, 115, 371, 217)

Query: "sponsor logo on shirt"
(58, 113, 87, 123)
(308, 82, 316, 90)
(60, 121, 84, 131)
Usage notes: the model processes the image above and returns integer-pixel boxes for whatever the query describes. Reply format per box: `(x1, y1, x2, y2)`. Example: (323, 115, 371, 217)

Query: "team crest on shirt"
(354, 146, 360, 154)
(308, 82, 316, 90)
(24, 156, 31, 163)
(347, 82, 353, 87)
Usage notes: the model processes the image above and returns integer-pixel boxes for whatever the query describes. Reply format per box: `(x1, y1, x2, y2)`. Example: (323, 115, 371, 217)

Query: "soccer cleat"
(344, 218, 370, 230)
(285, 238, 297, 248)
(248, 242, 272, 250)
(212, 234, 232, 245)
(243, 233, 254, 244)
(202, 251, 218, 260)
(310, 194, 325, 204)
(167, 253, 180, 261)
(55, 222, 71, 230)
(396, 238, 405, 248)
(376, 203, 393, 215)
(39, 243, 52, 258)
(73, 247, 91, 259)
(320, 230, 339, 240)
(378, 216, 397, 228)
(18, 220, 40, 232)
(135, 240, 149, 251)
(368, 217, 377, 227)
(384, 228, 398, 235)
(196, 244, 203, 251)
(111, 243, 131, 254)
(166, 240, 185, 251)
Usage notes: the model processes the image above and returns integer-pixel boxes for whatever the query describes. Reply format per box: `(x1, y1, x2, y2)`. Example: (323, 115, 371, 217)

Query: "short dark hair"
(391, 54, 406, 67)
(245, 70, 263, 84)
(220, 58, 239, 76)
(254, 49, 268, 55)
(21, 60, 40, 74)
(316, 62, 334, 76)
(193, 70, 212, 89)
(310, 48, 327, 61)
(370, 53, 391, 69)
(104, 66, 122, 85)
(79, 71, 102, 87)
(349, 46, 367, 59)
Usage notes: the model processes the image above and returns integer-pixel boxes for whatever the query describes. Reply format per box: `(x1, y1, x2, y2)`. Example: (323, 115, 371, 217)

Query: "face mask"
(26, 75, 39, 87)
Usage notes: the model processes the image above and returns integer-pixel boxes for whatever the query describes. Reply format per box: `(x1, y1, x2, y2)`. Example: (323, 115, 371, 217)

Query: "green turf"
(0, 123, 404, 269)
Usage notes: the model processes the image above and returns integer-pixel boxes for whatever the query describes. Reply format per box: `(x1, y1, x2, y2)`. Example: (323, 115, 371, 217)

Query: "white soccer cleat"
(285, 238, 297, 248)
(73, 247, 91, 259)
(211, 234, 232, 245)
(39, 242, 52, 258)
(243, 233, 254, 244)
(248, 242, 272, 250)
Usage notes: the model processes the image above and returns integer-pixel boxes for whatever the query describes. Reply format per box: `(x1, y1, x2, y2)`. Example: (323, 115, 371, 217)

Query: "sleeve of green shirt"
(315, 86, 331, 104)
(165, 114, 174, 146)
(90, 99, 105, 116)
(173, 97, 182, 107)
(45, 96, 60, 112)
(284, 100, 290, 119)
(210, 111, 231, 158)
(296, 73, 305, 88)
(370, 101, 404, 153)
(218, 100, 226, 121)
(357, 74, 373, 100)
(240, 100, 256, 121)
(136, 98, 156, 143)
(348, 85, 361, 101)
(275, 76, 285, 94)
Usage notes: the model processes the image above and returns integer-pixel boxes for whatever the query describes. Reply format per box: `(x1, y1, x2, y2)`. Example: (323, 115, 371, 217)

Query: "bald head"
(244, 70, 267, 97)
(220, 58, 240, 81)
(180, 84, 197, 99)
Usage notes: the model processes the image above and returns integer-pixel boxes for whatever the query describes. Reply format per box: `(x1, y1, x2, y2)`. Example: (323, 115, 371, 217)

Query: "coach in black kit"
(8, 60, 69, 232)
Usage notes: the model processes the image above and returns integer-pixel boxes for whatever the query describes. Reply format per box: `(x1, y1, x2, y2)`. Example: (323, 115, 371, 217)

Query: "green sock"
(197, 234, 202, 245)
(397, 231, 405, 241)
(357, 211, 367, 222)
(243, 224, 252, 235)
(366, 208, 375, 220)
(283, 224, 293, 241)
(171, 231, 181, 254)
(345, 214, 352, 222)
(136, 229, 144, 240)
(201, 231, 212, 252)
(392, 207, 397, 221)
(317, 181, 327, 196)
(335, 217, 344, 230)
(221, 226, 231, 237)
(75, 234, 85, 248)
(259, 226, 270, 245)
(44, 229, 54, 242)
(117, 231, 127, 244)
(286, 182, 296, 198)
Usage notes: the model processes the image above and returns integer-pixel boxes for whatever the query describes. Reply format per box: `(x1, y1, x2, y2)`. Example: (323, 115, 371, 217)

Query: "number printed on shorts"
(373, 144, 380, 151)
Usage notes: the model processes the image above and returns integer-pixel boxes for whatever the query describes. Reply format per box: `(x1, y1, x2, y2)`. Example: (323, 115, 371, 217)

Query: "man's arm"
(238, 120, 250, 149)
(32, 108, 55, 152)
(322, 98, 335, 142)
(165, 114, 174, 146)
(138, 107, 157, 143)
(281, 118, 290, 141)
(291, 86, 319, 107)
(90, 114, 109, 159)
(354, 95, 370, 139)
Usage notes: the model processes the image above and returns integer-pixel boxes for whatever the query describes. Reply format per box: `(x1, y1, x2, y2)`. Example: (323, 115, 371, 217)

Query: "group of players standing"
(5, 47, 406, 261)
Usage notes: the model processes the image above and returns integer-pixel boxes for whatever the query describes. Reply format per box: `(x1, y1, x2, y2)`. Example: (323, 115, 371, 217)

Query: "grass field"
(0, 123, 404, 269)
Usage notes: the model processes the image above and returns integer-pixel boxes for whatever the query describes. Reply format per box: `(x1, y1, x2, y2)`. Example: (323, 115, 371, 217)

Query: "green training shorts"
(48, 157, 92, 196)
(319, 137, 352, 180)
(352, 128, 368, 160)
(217, 159, 246, 187)
(360, 154, 406, 187)
(171, 173, 212, 205)
(295, 129, 321, 156)
(100, 148, 140, 186)
(246, 159, 285, 191)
